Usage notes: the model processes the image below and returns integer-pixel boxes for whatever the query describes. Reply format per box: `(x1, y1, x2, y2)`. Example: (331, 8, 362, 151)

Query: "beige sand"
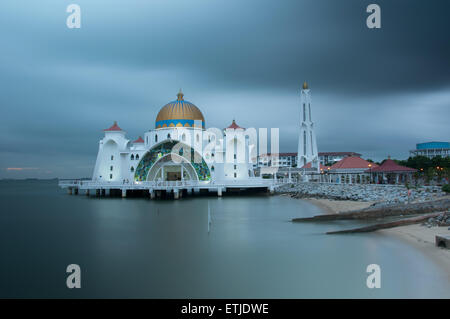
(305, 198, 375, 214)
(381, 225, 450, 278)
(303, 197, 450, 278)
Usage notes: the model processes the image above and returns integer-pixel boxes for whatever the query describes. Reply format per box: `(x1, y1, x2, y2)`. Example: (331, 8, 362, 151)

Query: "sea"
(0, 180, 449, 298)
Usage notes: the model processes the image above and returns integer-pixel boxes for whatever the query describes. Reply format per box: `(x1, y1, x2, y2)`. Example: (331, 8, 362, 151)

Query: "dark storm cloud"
(0, 0, 449, 178)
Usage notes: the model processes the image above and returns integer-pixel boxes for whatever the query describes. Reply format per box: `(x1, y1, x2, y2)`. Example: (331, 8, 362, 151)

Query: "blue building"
(410, 141, 450, 158)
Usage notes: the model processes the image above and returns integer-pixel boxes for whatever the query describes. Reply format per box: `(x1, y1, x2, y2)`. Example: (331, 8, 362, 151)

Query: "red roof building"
(103, 121, 123, 132)
(330, 156, 378, 172)
(368, 158, 416, 184)
(133, 136, 144, 144)
(368, 159, 416, 173)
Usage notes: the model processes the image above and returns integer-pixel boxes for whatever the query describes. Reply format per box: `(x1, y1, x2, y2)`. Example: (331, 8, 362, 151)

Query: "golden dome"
(155, 90, 205, 129)
(302, 81, 309, 90)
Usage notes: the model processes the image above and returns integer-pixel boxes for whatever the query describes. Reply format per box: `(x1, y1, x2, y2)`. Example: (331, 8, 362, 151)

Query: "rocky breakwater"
(276, 183, 446, 204)
(422, 211, 450, 229)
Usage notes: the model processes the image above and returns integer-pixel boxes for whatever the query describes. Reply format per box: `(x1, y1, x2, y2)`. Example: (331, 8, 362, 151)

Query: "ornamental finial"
(177, 88, 184, 101)
(302, 81, 308, 90)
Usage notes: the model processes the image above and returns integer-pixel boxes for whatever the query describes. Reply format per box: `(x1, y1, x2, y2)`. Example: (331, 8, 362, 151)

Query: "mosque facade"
(92, 90, 255, 184)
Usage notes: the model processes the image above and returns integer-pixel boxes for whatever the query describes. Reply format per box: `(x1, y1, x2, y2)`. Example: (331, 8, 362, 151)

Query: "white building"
(255, 153, 298, 168)
(410, 142, 450, 159)
(297, 82, 319, 172)
(92, 90, 255, 184)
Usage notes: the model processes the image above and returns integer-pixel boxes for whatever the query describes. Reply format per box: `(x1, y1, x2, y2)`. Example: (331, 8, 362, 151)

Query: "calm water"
(0, 180, 449, 298)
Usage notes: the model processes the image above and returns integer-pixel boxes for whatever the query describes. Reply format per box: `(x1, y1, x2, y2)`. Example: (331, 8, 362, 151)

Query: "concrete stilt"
(150, 189, 155, 199)
(174, 189, 179, 199)
(86, 189, 90, 196)
(156, 190, 162, 198)
(74, 188, 78, 195)
(96, 189, 100, 196)
(269, 186, 275, 194)
(217, 187, 222, 197)
(68, 188, 73, 195)
(121, 189, 127, 198)
(101, 189, 106, 196)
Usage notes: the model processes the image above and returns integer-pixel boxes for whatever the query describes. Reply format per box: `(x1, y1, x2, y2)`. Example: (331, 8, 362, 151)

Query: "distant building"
(318, 152, 362, 166)
(255, 151, 363, 168)
(256, 153, 298, 168)
(410, 142, 450, 159)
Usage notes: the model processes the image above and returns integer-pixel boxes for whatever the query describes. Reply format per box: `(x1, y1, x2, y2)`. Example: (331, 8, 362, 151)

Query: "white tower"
(297, 81, 319, 172)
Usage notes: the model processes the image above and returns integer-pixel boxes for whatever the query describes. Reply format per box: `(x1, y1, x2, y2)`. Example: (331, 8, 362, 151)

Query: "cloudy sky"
(1, 0, 449, 178)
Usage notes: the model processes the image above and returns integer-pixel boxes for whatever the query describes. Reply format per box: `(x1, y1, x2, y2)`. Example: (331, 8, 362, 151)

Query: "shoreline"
(300, 196, 450, 279)
(303, 198, 375, 215)
(381, 225, 450, 279)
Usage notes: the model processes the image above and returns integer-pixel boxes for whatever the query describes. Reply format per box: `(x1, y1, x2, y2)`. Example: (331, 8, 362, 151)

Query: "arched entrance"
(146, 153, 198, 181)
(134, 140, 211, 182)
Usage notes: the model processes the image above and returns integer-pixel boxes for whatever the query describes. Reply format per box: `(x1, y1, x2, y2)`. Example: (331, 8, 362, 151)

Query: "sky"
(1, 0, 449, 178)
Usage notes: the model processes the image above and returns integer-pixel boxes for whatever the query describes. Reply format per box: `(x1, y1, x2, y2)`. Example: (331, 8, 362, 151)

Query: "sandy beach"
(302, 197, 450, 279)
(304, 198, 375, 214)
(381, 225, 450, 278)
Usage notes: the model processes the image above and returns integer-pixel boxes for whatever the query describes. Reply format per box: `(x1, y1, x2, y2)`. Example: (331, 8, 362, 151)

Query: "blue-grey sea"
(0, 180, 449, 298)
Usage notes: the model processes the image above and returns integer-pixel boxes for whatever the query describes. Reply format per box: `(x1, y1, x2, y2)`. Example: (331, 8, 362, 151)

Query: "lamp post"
(368, 163, 372, 184)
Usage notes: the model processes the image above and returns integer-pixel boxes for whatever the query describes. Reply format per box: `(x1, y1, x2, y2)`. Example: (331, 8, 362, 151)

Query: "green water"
(0, 180, 449, 298)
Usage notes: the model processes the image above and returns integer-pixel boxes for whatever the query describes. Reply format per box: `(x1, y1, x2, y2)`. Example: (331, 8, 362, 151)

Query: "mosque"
(92, 90, 255, 185)
(60, 83, 318, 197)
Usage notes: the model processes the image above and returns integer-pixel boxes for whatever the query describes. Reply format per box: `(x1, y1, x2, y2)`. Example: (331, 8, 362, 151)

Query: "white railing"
(58, 178, 280, 189)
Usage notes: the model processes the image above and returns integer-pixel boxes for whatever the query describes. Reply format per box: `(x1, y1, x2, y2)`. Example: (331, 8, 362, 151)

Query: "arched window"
(182, 133, 186, 141)
(110, 166, 113, 171)
(111, 155, 114, 161)
(135, 154, 139, 160)
(155, 135, 158, 142)
(196, 134, 199, 142)
(130, 166, 134, 172)
(211, 153, 215, 158)
(303, 103, 306, 122)
(130, 154, 134, 160)
(211, 166, 215, 172)
(110, 174, 113, 179)
(167, 133, 171, 139)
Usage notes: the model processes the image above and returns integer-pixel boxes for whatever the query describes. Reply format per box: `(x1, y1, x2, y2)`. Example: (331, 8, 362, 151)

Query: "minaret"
(297, 81, 319, 172)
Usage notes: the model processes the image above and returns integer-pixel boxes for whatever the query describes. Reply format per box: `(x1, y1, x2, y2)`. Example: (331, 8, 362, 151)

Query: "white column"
(297, 82, 319, 172)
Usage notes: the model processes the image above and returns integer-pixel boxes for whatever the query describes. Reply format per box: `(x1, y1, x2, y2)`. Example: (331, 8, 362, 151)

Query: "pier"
(58, 178, 287, 199)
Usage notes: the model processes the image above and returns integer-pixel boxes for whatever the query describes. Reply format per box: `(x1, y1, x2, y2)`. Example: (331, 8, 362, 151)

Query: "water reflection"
(0, 180, 449, 298)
